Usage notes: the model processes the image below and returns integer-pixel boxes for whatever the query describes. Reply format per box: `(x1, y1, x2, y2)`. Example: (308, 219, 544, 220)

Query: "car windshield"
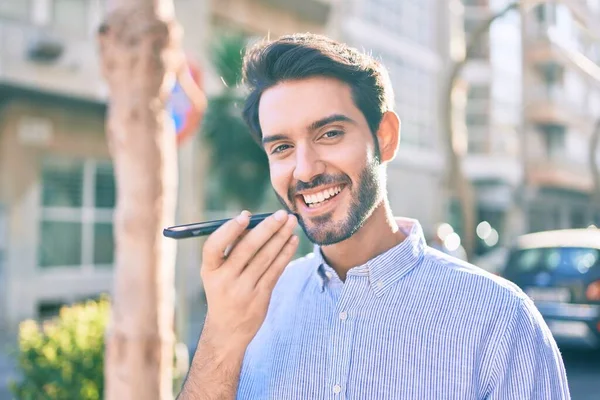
(507, 247, 600, 276)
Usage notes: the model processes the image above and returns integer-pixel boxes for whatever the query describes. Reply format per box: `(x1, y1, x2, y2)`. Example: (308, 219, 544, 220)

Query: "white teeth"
(302, 186, 343, 206)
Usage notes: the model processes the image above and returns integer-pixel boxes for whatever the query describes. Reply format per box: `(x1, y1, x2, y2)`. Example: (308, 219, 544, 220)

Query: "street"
(563, 348, 600, 399)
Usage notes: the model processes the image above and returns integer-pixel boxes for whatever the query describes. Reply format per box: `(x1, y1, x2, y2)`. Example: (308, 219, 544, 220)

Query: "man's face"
(258, 77, 386, 245)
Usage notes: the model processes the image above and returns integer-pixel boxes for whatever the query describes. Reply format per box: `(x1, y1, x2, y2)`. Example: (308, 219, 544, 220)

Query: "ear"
(376, 111, 401, 163)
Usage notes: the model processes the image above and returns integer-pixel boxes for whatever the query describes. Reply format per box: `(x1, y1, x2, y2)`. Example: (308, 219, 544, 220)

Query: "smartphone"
(163, 212, 274, 239)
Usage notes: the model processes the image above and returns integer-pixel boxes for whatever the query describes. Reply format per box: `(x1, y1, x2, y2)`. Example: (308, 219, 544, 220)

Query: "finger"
(223, 230, 249, 258)
(256, 234, 299, 291)
(202, 210, 251, 271)
(225, 210, 290, 273)
(242, 214, 297, 284)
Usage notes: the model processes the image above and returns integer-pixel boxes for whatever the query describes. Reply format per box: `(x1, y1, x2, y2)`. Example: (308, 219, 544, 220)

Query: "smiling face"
(259, 77, 391, 245)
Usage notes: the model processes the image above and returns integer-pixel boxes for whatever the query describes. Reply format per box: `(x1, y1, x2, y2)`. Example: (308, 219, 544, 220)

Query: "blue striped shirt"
(237, 218, 570, 399)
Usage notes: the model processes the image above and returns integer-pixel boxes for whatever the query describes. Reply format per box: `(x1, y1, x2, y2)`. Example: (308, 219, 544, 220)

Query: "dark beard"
(275, 158, 384, 245)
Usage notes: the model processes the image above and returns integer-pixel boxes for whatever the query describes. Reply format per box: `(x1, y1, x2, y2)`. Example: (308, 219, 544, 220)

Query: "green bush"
(9, 297, 109, 400)
(9, 297, 189, 399)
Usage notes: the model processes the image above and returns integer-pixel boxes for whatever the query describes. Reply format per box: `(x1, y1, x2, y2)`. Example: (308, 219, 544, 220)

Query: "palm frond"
(201, 34, 270, 210)
(210, 33, 247, 88)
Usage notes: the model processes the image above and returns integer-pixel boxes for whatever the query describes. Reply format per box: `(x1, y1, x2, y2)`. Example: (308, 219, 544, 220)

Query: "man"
(179, 34, 570, 399)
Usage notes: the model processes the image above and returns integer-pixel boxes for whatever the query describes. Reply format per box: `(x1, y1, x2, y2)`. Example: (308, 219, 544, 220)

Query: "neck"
(320, 200, 407, 281)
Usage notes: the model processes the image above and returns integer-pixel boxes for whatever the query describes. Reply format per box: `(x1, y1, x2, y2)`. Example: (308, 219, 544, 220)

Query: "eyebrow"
(261, 114, 356, 146)
(308, 114, 356, 131)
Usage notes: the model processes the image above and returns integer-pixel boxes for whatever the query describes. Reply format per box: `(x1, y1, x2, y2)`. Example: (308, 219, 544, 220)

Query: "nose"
(293, 144, 325, 183)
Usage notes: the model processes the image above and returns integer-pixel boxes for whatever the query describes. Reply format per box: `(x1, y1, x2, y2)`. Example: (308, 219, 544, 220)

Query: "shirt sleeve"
(485, 297, 571, 400)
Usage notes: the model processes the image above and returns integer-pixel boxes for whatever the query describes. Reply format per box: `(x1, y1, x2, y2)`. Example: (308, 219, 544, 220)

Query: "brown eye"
(271, 144, 291, 154)
(323, 130, 344, 139)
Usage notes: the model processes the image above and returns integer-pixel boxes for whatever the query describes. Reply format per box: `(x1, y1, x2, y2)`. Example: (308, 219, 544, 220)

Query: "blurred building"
(0, 0, 112, 333)
(334, 0, 449, 234)
(521, 0, 600, 233)
(458, 0, 600, 256)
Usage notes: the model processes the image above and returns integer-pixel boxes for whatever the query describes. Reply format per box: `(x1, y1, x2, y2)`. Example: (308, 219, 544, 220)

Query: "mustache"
(288, 174, 350, 200)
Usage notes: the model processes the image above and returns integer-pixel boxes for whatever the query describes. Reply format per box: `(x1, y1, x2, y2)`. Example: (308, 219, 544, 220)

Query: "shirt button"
(339, 311, 348, 321)
(325, 271, 333, 279)
(377, 280, 383, 289)
(333, 384, 341, 394)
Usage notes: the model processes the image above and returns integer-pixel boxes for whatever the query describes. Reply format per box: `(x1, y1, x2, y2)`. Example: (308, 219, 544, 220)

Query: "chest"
(237, 281, 482, 400)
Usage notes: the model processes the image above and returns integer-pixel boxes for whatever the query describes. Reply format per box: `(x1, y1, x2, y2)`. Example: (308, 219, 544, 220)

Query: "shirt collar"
(311, 218, 426, 297)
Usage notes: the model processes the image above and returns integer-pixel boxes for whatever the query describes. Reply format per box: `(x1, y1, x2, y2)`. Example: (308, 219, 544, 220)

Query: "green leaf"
(210, 33, 247, 88)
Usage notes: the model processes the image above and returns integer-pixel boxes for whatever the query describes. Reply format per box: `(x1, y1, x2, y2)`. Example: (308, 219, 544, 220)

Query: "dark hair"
(241, 33, 395, 146)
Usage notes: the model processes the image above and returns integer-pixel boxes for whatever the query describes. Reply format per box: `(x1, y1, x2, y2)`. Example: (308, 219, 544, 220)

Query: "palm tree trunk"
(97, 1, 181, 398)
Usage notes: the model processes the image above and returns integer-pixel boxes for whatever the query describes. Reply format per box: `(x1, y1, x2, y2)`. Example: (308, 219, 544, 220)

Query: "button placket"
(326, 275, 368, 399)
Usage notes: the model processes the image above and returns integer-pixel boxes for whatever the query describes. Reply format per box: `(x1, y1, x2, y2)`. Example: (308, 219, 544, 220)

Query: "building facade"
(521, 0, 600, 233)
(458, 0, 600, 256)
(0, 0, 112, 333)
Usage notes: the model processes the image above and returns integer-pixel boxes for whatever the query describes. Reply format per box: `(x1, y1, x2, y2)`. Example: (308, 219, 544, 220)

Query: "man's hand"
(201, 209, 298, 349)
(178, 209, 298, 399)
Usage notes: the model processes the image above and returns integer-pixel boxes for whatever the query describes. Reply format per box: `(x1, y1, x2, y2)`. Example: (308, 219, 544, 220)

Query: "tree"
(96, 0, 204, 398)
(202, 33, 271, 211)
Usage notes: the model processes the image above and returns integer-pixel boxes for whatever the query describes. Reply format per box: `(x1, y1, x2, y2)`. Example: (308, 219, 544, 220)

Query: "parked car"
(502, 228, 600, 349)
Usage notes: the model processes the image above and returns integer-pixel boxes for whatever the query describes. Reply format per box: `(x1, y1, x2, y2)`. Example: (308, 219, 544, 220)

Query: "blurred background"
(0, 0, 599, 398)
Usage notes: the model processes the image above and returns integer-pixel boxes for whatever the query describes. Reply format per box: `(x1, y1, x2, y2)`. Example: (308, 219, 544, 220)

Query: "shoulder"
(420, 246, 529, 313)
(420, 248, 560, 362)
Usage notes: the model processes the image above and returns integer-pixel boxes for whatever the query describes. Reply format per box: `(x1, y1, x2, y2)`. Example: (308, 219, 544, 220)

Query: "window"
(52, 0, 88, 34)
(529, 204, 563, 232)
(468, 85, 490, 100)
(38, 300, 66, 320)
(363, 0, 436, 48)
(542, 125, 566, 159)
(529, 207, 547, 233)
(39, 158, 115, 269)
(508, 247, 599, 275)
(384, 54, 437, 149)
(468, 128, 489, 154)
(463, 0, 488, 6)
(570, 208, 587, 229)
(466, 113, 489, 127)
(534, 3, 556, 24)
